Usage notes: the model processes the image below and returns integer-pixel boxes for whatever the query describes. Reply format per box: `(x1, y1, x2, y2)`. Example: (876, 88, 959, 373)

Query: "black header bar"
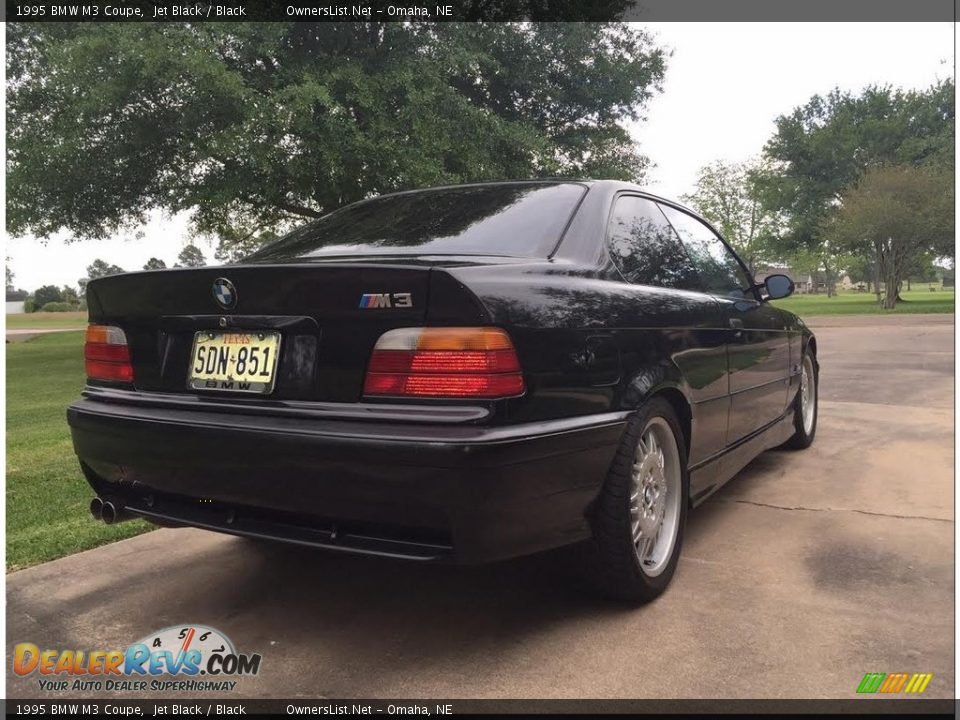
(5, 0, 957, 22)
(2, 698, 956, 716)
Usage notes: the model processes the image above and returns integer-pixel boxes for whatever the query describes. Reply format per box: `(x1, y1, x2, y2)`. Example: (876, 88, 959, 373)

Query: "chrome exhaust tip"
(101, 500, 119, 525)
(90, 497, 104, 521)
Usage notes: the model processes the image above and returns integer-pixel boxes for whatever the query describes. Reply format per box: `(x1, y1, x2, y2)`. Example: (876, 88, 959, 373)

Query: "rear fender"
(620, 363, 691, 411)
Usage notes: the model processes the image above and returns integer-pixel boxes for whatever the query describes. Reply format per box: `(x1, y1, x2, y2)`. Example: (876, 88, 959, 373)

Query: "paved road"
(7, 315, 953, 699)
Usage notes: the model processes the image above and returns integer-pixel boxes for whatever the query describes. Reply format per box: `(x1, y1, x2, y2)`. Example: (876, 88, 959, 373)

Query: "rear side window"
(247, 183, 586, 261)
(606, 195, 700, 290)
(659, 204, 752, 299)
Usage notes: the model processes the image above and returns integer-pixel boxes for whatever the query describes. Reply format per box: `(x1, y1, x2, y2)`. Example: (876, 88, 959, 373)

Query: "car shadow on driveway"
(134, 485, 745, 637)
(180, 473, 755, 626)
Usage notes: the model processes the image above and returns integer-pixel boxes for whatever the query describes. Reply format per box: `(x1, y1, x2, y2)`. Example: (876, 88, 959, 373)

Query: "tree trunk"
(873, 240, 884, 304)
(823, 260, 836, 298)
(883, 268, 900, 309)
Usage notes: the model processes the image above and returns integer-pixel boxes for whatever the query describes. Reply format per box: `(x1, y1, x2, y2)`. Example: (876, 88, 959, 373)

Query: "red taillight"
(363, 328, 525, 399)
(84, 325, 133, 383)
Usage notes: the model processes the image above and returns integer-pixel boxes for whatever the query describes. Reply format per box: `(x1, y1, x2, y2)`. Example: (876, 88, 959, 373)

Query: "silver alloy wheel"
(800, 354, 816, 435)
(629, 416, 682, 577)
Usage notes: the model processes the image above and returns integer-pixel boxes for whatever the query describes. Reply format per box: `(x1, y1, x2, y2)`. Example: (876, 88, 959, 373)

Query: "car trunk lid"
(85, 262, 490, 402)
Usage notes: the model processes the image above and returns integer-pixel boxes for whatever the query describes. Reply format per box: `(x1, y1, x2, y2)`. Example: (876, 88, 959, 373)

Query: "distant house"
(6, 289, 27, 314)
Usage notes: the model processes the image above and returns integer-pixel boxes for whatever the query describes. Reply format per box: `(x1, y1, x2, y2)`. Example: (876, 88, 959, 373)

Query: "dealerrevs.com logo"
(13, 624, 262, 693)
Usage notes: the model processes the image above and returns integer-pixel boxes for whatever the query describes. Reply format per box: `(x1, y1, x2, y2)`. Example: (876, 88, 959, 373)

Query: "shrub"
(23, 298, 36, 313)
(40, 301, 78, 312)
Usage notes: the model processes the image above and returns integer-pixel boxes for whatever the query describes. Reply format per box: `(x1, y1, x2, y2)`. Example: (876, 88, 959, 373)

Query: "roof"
(360, 179, 695, 214)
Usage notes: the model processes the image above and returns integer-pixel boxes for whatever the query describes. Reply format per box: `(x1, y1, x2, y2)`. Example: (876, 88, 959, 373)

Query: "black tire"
(581, 397, 689, 604)
(782, 348, 818, 450)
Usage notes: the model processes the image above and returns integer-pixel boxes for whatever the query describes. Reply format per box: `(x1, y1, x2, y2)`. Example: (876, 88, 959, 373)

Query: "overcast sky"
(5, 22, 953, 292)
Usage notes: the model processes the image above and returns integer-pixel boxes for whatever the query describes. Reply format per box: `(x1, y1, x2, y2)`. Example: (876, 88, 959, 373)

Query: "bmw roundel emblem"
(212, 277, 237, 310)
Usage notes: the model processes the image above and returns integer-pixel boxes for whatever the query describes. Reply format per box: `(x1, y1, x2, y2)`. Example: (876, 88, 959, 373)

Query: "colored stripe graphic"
(904, 673, 933, 694)
(857, 673, 885, 693)
(880, 672, 908, 693)
(857, 672, 932, 694)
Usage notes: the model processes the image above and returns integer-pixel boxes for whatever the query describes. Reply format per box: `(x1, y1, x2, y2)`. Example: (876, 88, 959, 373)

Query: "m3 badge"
(359, 292, 413, 309)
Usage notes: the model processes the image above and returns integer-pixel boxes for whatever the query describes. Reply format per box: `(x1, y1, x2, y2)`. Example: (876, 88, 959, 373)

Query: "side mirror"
(764, 274, 794, 300)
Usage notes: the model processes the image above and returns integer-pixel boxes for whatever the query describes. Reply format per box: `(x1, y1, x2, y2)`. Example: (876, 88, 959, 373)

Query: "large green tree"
(7, 23, 666, 257)
(760, 81, 954, 295)
(822, 164, 953, 309)
(32, 285, 63, 307)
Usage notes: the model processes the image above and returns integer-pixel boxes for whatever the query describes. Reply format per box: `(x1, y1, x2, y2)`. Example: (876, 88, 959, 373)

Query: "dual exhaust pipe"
(89, 497, 131, 525)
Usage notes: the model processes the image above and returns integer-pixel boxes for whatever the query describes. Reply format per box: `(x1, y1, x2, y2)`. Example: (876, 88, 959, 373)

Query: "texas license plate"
(188, 331, 282, 394)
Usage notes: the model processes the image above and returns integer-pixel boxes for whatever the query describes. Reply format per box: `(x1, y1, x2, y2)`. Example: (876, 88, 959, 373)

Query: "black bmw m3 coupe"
(69, 180, 818, 602)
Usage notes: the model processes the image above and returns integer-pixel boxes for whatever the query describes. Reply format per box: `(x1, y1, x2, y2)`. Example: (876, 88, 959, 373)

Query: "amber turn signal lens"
(414, 327, 515, 351)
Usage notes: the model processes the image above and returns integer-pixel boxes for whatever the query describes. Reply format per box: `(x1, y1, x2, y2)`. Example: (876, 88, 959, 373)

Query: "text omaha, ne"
(286, 5, 454, 17)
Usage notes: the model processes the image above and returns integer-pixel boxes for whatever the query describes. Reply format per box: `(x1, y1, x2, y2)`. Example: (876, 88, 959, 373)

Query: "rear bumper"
(68, 396, 627, 563)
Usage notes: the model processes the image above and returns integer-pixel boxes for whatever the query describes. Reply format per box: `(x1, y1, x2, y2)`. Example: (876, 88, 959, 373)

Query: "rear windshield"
(247, 183, 586, 261)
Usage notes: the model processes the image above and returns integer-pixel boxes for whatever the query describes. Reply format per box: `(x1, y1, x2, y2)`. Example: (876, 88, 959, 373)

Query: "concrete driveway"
(5, 327, 80, 343)
(7, 315, 953, 699)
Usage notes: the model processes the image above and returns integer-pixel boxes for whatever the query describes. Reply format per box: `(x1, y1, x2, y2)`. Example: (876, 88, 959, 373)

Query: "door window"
(659, 204, 753, 299)
(606, 196, 700, 290)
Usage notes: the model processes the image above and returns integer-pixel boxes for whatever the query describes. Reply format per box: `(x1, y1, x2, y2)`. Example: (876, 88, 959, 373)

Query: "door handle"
(728, 318, 744, 329)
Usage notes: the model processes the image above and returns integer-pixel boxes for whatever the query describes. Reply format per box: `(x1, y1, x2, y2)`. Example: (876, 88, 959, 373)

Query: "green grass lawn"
(6, 332, 150, 571)
(772, 289, 955, 316)
(6, 311, 89, 330)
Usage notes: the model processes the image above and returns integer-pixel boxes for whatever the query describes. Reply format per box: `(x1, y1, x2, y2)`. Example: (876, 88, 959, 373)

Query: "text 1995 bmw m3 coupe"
(69, 180, 818, 602)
